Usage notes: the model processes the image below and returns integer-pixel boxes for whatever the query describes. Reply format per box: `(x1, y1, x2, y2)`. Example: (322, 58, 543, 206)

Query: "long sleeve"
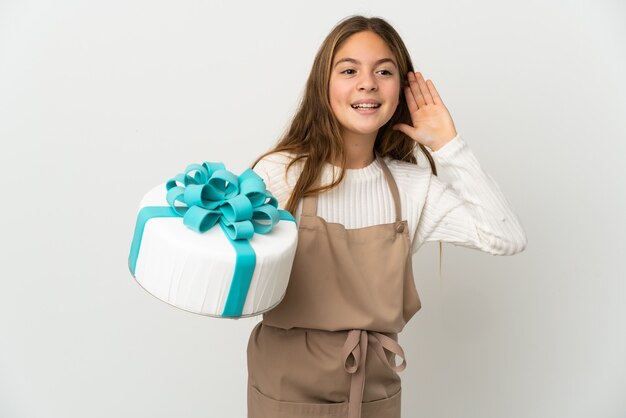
(251, 159, 273, 195)
(413, 134, 528, 255)
(250, 152, 297, 212)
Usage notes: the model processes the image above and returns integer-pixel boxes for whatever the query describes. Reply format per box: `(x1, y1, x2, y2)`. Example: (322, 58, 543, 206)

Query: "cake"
(128, 162, 298, 318)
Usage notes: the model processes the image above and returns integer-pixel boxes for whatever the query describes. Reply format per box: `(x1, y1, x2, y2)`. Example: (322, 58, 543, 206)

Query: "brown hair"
(250, 15, 444, 275)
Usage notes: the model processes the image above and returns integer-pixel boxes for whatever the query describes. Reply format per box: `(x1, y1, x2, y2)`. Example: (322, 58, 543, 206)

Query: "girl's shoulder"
(258, 150, 296, 163)
(254, 150, 302, 171)
(252, 150, 304, 200)
(383, 156, 435, 197)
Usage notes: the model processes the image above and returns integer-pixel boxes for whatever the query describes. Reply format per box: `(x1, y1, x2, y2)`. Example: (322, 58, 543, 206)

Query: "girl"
(246, 15, 527, 418)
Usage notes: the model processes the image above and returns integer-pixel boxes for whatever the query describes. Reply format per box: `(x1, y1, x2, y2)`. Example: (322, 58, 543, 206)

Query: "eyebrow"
(333, 57, 398, 68)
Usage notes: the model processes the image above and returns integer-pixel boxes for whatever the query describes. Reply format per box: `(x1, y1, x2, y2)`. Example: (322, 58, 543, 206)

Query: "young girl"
(246, 15, 527, 418)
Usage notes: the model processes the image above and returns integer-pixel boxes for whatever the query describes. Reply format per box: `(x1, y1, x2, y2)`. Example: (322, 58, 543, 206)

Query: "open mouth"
(351, 103, 381, 109)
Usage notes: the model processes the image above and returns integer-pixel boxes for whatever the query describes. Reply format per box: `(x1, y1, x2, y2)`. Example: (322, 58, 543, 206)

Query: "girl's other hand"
(392, 71, 458, 151)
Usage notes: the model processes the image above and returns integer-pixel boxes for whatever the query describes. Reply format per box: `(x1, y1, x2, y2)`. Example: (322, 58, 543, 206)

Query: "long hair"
(250, 15, 444, 275)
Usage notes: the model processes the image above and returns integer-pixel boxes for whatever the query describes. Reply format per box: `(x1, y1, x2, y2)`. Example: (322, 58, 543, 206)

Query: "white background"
(1, 0, 625, 417)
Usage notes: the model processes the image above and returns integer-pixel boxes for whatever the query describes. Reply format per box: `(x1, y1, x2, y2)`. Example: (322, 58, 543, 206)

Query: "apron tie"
(341, 329, 407, 418)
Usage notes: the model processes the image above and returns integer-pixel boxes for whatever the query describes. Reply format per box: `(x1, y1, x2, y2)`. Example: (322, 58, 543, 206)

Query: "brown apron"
(247, 154, 422, 418)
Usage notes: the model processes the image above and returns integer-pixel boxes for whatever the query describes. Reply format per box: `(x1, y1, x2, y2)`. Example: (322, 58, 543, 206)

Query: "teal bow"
(128, 162, 295, 317)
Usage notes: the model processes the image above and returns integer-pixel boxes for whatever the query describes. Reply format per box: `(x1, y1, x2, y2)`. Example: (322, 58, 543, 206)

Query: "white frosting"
(132, 183, 299, 318)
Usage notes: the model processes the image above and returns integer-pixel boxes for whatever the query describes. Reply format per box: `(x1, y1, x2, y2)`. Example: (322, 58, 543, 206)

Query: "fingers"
(404, 85, 418, 114)
(426, 78, 442, 105)
(408, 72, 429, 107)
(406, 72, 439, 107)
(406, 72, 422, 108)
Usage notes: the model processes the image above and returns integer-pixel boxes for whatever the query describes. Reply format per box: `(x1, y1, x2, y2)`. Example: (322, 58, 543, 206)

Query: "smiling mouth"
(351, 103, 381, 109)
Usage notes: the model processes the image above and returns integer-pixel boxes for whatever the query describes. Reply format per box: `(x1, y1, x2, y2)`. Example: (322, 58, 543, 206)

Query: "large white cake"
(128, 163, 298, 318)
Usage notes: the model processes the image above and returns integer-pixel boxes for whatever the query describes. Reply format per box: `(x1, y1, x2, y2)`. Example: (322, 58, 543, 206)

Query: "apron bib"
(247, 154, 421, 418)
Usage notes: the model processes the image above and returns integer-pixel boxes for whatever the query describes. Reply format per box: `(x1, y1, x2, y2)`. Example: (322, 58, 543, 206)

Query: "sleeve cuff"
(430, 133, 468, 164)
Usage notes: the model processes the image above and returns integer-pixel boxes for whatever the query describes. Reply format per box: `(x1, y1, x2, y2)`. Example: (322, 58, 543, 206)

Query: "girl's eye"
(340, 69, 393, 76)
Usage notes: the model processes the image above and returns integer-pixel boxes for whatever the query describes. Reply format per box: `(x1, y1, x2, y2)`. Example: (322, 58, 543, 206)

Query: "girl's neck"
(332, 130, 377, 169)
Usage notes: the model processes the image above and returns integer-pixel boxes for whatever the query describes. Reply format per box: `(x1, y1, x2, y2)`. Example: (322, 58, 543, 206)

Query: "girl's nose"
(357, 73, 378, 91)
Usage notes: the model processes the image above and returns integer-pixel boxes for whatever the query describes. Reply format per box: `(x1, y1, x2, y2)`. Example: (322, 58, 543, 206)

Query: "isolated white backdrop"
(1, 1, 625, 417)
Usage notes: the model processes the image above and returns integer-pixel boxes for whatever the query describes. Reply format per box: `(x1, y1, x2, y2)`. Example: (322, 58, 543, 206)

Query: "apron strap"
(376, 154, 402, 223)
(342, 329, 407, 418)
(301, 177, 320, 217)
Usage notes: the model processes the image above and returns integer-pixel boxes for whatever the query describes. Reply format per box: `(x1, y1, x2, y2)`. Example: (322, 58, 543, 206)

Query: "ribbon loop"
(184, 163, 209, 184)
(341, 329, 407, 418)
(208, 169, 239, 198)
(220, 194, 254, 223)
(251, 205, 280, 234)
(369, 331, 407, 371)
(165, 186, 188, 216)
(221, 219, 255, 240)
(183, 205, 220, 233)
(239, 168, 268, 207)
(342, 330, 363, 374)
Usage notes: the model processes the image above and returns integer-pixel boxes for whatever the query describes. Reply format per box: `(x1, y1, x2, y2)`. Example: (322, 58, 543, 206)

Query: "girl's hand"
(392, 71, 458, 151)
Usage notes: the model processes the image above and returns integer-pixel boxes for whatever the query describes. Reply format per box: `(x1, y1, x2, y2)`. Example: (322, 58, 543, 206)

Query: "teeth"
(352, 103, 380, 108)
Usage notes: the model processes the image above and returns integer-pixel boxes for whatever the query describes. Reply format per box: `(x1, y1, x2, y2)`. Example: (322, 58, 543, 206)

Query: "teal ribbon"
(128, 162, 295, 317)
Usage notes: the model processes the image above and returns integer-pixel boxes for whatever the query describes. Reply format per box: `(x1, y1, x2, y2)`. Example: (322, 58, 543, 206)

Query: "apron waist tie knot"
(341, 329, 407, 418)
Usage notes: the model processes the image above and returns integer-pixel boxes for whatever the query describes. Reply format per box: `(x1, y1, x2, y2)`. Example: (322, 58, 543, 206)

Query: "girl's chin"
(348, 119, 389, 132)
(343, 125, 383, 136)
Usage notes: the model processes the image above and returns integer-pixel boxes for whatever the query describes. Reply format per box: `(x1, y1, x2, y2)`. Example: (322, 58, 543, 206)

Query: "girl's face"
(329, 31, 401, 140)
